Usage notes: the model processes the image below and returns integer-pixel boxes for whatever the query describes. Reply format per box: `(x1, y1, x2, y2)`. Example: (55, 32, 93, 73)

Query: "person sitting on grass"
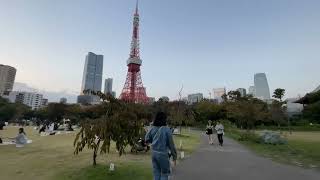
(145, 112, 177, 180)
(15, 128, 28, 146)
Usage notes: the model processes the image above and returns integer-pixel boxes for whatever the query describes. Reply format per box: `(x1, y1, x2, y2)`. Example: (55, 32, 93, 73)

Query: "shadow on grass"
(58, 162, 152, 180)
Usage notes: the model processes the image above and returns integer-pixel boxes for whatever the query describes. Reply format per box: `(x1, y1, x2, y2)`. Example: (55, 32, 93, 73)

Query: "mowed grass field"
(0, 126, 200, 180)
(248, 131, 320, 169)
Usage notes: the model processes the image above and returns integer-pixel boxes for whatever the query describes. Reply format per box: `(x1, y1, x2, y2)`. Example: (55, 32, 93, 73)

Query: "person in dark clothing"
(145, 112, 177, 180)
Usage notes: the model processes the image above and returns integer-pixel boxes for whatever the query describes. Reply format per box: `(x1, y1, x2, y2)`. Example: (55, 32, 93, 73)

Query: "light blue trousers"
(152, 152, 170, 180)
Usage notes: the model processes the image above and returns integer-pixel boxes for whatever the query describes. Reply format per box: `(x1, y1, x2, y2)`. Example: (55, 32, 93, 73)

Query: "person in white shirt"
(215, 121, 224, 146)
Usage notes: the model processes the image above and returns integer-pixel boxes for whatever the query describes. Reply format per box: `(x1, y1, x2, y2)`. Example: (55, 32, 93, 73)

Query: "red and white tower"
(120, 0, 148, 103)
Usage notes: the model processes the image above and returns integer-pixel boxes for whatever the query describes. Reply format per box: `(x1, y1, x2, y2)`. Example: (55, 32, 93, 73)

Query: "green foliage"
(0, 97, 30, 122)
(225, 95, 269, 129)
(194, 101, 224, 123)
(270, 100, 287, 126)
(74, 92, 146, 166)
(303, 101, 320, 123)
(297, 90, 320, 105)
(273, 88, 285, 101)
(238, 131, 260, 143)
(167, 101, 195, 127)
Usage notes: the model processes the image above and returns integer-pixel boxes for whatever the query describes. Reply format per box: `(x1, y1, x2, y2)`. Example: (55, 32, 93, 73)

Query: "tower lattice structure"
(120, 1, 148, 103)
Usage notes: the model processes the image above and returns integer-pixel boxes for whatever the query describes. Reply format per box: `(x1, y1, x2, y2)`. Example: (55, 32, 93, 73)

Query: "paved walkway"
(171, 134, 320, 180)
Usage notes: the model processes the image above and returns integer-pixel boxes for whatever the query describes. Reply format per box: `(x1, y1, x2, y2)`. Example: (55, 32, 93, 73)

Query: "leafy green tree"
(227, 91, 241, 101)
(271, 88, 288, 130)
(225, 96, 269, 130)
(46, 103, 67, 125)
(194, 101, 224, 124)
(167, 101, 195, 133)
(273, 88, 285, 102)
(303, 101, 320, 123)
(74, 92, 146, 166)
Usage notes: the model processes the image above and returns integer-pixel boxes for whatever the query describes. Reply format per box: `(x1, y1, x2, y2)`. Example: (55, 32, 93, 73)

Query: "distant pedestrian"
(206, 120, 214, 145)
(145, 112, 177, 180)
(215, 121, 224, 146)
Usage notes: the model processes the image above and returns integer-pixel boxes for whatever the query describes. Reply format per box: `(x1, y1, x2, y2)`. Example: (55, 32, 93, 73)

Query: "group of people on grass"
(206, 120, 224, 146)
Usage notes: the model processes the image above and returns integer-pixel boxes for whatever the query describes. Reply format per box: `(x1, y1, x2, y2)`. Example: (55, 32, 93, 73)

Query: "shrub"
(259, 131, 287, 145)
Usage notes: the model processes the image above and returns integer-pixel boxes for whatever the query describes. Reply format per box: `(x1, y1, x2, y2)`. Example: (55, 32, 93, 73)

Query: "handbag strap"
(152, 126, 163, 146)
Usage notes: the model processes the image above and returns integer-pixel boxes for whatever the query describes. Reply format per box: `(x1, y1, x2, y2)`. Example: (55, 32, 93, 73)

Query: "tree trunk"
(93, 150, 97, 166)
(92, 139, 101, 167)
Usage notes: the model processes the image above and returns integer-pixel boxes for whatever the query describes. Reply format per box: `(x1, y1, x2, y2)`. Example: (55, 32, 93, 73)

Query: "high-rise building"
(78, 52, 103, 104)
(81, 52, 103, 93)
(236, 88, 247, 97)
(248, 86, 256, 96)
(188, 93, 203, 104)
(104, 78, 113, 95)
(213, 88, 226, 103)
(254, 73, 270, 100)
(213, 88, 226, 99)
(0, 64, 16, 95)
(10, 91, 43, 110)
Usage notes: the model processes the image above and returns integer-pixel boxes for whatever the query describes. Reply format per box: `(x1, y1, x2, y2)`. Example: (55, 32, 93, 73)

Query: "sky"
(1, 0, 320, 102)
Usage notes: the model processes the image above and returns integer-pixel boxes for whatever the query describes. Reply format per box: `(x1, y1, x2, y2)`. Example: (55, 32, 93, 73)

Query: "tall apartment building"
(78, 52, 103, 104)
(213, 88, 226, 103)
(254, 73, 271, 100)
(9, 91, 43, 110)
(188, 93, 203, 104)
(0, 64, 16, 95)
(81, 52, 103, 93)
(248, 86, 256, 96)
(104, 78, 113, 94)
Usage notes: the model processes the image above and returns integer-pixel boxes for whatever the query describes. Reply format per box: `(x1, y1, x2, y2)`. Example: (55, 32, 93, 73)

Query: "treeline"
(1, 88, 319, 130)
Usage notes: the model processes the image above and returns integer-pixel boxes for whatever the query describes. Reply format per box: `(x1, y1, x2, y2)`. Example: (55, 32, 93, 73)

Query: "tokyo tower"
(119, 0, 148, 103)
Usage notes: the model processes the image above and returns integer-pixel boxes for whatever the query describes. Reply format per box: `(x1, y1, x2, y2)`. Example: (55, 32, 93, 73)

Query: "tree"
(167, 101, 195, 133)
(227, 91, 241, 101)
(225, 96, 269, 130)
(273, 88, 285, 102)
(271, 88, 288, 131)
(74, 92, 146, 166)
(0, 98, 30, 124)
(46, 103, 67, 126)
(194, 101, 224, 124)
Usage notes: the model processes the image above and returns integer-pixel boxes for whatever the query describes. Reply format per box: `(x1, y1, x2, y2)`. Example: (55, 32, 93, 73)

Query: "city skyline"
(1, 0, 320, 102)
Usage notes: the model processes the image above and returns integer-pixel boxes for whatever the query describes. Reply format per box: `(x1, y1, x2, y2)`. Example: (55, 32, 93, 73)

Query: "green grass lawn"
(227, 129, 320, 170)
(0, 126, 200, 180)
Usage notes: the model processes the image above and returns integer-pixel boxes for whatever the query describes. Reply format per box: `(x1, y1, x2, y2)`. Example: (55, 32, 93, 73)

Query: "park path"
(171, 134, 320, 180)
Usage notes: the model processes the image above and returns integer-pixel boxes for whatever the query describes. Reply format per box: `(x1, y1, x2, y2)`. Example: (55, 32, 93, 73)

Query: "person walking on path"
(215, 121, 224, 146)
(145, 112, 177, 180)
(206, 120, 214, 145)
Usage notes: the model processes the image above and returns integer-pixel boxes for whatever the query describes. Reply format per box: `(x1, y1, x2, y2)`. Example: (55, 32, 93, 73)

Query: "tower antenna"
(120, 0, 148, 104)
(135, 0, 139, 14)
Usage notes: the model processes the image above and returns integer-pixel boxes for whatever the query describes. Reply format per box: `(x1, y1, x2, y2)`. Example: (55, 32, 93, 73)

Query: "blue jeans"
(152, 151, 170, 180)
